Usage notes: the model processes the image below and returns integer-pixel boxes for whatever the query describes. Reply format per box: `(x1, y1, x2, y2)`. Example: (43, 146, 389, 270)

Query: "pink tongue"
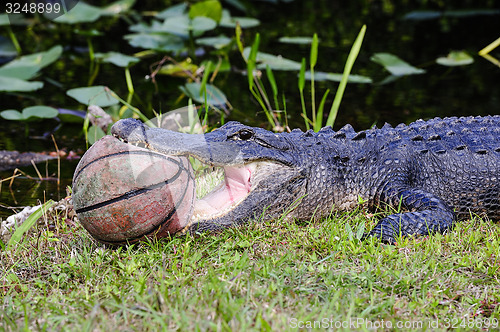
(194, 166, 252, 216)
(223, 166, 252, 202)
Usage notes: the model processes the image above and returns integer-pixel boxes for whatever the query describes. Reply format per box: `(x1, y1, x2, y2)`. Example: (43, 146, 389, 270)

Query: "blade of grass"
(310, 33, 318, 126)
(265, 65, 279, 111)
(125, 67, 134, 94)
(7, 200, 55, 251)
(314, 89, 330, 132)
(200, 61, 213, 98)
(247, 33, 260, 90)
(326, 25, 366, 127)
(298, 58, 309, 130)
(235, 24, 245, 58)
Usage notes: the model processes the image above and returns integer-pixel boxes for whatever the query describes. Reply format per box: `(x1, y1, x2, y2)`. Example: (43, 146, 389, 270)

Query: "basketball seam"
(73, 150, 185, 182)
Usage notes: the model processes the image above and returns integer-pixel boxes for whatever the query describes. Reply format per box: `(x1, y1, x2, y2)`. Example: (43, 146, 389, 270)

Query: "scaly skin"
(111, 116, 500, 243)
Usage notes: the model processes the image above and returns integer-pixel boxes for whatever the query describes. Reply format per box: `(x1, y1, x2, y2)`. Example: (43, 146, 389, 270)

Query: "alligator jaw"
(189, 162, 258, 225)
(113, 131, 287, 230)
(111, 118, 300, 232)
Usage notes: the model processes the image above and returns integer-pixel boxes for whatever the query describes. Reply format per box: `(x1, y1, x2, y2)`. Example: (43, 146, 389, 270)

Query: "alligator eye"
(238, 129, 254, 140)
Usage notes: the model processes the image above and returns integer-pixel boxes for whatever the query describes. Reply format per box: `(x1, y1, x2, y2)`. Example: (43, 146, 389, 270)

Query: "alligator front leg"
(365, 188, 456, 243)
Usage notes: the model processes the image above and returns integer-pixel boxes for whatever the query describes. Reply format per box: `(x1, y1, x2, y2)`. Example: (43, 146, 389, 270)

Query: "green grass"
(1, 205, 500, 331)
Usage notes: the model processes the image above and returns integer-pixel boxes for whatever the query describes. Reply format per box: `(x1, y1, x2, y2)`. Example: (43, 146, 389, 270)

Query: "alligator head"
(111, 118, 309, 233)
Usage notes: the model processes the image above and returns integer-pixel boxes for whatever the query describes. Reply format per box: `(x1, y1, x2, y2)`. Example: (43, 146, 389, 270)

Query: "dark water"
(1, 0, 499, 217)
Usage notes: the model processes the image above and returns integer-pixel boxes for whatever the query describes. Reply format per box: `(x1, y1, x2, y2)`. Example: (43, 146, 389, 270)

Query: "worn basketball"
(72, 135, 195, 245)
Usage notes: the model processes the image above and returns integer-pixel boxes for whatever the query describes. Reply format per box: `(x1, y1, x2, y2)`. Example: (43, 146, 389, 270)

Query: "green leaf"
(191, 16, 217, 33)
(200, 61, 213, 97)
(219, 10, 260, 28)
(196, 35, 232, 49)
(7, 201, 55, 251)
(0, 14, 9, 26)
(0, 106, 58, 120)
(157, 3, 188, 19)
(22, 106, 58, 119)
(243, 47, 301, 71)
(0, 109, 23, 120)
(88, 125, 106, 145)
(181, 83, 227, 105)
(189, 0, 222, 22)
(304, 71, 372, 84)
(0, 13, 28, 26)
(356, 222, 366, 240)
(0, 65, 39, 80)
(436, 51, 474, 66)
(201, 59, 230, 72)
(279, 36, 315, 45)
(54, 2, 104, 24)
(371, 53, 425, 76)
(310, 33, 319, 68)
(96, 52, 139, 67)
(161, 15, 216, 37)
(298, 58, 306, 91)
(125, 33, 185, 52)
(0, 37, 17, 57)
(0, 45, 62, 80)
(314, 89, 330, 132)
(247, 34, 260, 89)
(0, 76, 43, 91)
(67, 86, 119, 107)
(102, 0, 136, 16)
(266, 65, 278, 97)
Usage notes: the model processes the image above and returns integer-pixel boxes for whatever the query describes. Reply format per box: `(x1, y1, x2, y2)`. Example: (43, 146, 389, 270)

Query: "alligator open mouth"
(111, 118, 297, 232)
(191, 161, 279, 224)
(193, 164, 254, 220)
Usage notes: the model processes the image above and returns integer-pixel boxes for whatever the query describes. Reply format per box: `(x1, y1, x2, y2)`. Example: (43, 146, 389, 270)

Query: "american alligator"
(111, 115, 500, 243)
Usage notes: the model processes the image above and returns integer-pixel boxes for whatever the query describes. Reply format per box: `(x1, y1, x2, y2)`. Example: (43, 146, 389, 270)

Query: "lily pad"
(0, 65, 40, 80)
(161, 15, 217, 37)
(23, 106, 59, 119)
(0, 45, 62, 80)
(67, 86, 119, 107)
(180, 82, 228, 105)
(54, 2, 104, 23)
(124, 33, 185, 52)
(279, 36, 315, 45)
(0, 14, 9, 26)
(436, 51, 474, 66)
(196, 35, 232, 49)
(0, 106, 58, 120)
(219, 10, 260, 28)
(0, 77, 43, 91)
(157, 3, 188, 19)
(0, 13, 28, 26)
(305, 71, 372, 84)
(0, 37, 17, 57)
(371, 53, 425, 76)
(0, 109, 23, 120)
(243, 47, 301, 70)
(102, 0, 136, 16)
(96, 52, 139, 67)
